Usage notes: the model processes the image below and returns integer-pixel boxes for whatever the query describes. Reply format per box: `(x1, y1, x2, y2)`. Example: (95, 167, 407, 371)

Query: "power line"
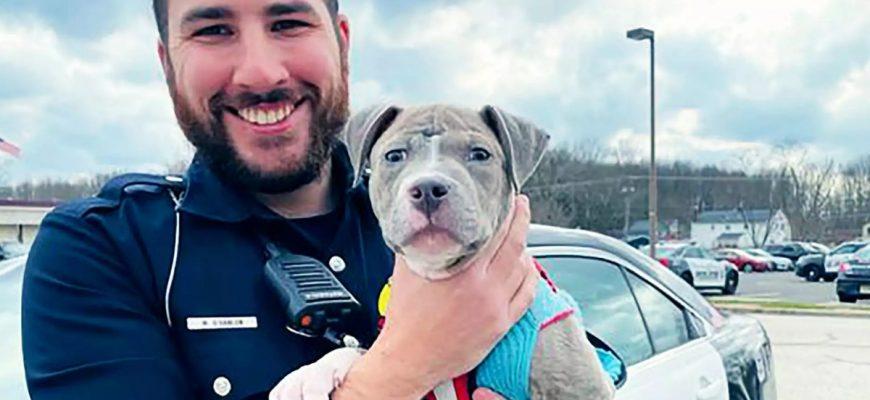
(525, 175, 786, 192)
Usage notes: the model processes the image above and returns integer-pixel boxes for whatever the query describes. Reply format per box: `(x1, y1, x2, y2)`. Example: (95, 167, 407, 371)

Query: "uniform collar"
(179, 142, 358, 223)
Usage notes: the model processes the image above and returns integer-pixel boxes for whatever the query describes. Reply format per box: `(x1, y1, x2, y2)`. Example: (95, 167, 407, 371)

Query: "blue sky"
(0, 0, 868, 183)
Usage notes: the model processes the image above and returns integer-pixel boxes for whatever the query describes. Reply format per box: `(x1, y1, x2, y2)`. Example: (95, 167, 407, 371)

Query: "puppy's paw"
(269, 347, 365, 400)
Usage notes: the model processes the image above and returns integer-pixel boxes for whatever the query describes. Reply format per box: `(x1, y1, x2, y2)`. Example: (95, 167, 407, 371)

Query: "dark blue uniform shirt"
(22, 144, 394, 399)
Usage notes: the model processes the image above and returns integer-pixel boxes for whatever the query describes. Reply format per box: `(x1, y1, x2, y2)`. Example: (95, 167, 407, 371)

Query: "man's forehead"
(168, 0, 326, 21)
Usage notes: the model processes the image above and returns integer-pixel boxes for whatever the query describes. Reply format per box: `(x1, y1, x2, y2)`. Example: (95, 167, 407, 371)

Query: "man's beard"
(168, 63, 350, 194)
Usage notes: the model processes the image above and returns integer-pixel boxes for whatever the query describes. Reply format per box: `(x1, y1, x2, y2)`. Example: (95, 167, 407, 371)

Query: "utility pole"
(627, 27, 657, 258)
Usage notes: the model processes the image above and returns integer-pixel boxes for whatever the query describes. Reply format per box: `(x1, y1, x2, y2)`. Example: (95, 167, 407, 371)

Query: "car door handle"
(696, 376, 725, 400)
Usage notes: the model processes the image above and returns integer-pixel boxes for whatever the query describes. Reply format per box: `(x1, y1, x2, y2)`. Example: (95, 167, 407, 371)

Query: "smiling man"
(21, 1, 537, 399)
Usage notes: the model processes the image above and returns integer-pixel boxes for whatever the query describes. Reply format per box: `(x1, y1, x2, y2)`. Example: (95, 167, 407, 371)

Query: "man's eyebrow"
(265, 2, 317, 17)
(181, 6, 235, 25)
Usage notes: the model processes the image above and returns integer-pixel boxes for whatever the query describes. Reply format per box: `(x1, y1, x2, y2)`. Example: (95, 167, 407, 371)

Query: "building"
(0, 200, 57, 246)
(691, 209, 791, 249)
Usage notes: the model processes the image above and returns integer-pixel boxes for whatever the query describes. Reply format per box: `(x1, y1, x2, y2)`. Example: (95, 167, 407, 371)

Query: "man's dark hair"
(153, 0, 340, 42)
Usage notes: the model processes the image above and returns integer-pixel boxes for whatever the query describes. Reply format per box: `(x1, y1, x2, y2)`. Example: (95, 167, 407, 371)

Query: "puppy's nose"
(408, 179, 450, 214)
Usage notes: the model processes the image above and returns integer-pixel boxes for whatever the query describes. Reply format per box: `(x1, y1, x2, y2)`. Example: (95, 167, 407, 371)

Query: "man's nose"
(408, 178, 451, 215)
(231, 35, 290, 91)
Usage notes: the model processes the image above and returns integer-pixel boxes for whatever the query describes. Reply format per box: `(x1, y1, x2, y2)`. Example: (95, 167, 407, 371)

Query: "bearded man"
(21, 1, 537, 399)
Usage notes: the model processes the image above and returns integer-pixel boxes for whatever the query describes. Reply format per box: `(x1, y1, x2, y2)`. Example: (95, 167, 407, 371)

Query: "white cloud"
(825, 60, 870, 121)
(0, 14, 189, 183)
(606, 108, 769, 166)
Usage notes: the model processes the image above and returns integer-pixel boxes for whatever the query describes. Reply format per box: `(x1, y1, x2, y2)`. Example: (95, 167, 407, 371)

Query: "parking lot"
(701, 271, 870, 399)
(753, 313, 870, 400)
(703, 270, 869, 305)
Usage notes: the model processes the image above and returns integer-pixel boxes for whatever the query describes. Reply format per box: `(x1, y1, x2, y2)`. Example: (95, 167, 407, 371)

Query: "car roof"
(527, 224, 718, 321)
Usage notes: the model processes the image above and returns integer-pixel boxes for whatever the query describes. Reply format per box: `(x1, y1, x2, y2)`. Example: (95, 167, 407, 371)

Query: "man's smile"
(224, 97, 310, 135)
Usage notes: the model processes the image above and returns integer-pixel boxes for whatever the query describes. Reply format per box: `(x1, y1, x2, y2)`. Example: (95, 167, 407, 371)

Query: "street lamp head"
(627, 28, 654, 41)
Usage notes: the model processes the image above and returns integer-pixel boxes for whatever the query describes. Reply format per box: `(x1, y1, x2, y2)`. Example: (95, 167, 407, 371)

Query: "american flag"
(0, 138, 21, 158)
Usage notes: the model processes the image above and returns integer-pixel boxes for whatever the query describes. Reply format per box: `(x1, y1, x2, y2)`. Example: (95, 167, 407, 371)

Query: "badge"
(186, 316, 258, 331)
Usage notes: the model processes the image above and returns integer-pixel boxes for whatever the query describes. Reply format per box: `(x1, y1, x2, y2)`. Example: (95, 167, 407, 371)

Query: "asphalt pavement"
(0, 258, 28, 399)
(753, 313, 870, 400)
(703, 271, 862, 305)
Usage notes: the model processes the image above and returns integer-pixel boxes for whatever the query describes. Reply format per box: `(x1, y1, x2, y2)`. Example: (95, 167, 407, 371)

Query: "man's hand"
(269, 348, 365, 400)
(334, 195, 537, 399)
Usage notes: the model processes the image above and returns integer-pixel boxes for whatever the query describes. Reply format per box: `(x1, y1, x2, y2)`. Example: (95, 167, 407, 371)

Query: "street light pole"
(627, 27, 657, 259)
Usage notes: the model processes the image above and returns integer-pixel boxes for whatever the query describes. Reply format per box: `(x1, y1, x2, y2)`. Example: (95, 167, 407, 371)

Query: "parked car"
(795, 252, 826, 281)
(835, 245, 870, 303)
(529, 225, 775, 400)
(763, 242, 820, 264)
(744, 249, 793, 271)
(804, 242, 830, 254)
(643, 243, 739, 294)
(0, 241, 25, 261)
(823, 241, 869, 281)
(716, 249, 771, 273)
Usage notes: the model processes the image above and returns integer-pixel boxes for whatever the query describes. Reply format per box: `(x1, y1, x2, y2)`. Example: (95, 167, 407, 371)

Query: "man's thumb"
(472, 388, 505, 400)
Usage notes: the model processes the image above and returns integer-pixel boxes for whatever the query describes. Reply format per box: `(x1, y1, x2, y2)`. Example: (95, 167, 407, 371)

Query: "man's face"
(159, 0, 350, 193)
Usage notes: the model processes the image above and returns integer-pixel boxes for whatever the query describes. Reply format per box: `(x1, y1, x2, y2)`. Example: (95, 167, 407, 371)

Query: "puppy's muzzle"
(407, 177, 452, 216)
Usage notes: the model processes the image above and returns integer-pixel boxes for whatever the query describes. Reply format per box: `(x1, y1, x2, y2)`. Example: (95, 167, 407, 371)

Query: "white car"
(643, 244, 739, 295)
(745, 249, 793, 271)
(531, 225, 774, 400)
(824, 241, 869, 281)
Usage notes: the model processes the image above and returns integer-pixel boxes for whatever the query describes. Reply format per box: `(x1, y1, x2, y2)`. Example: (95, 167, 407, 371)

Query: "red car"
(716, 249, 771, 273)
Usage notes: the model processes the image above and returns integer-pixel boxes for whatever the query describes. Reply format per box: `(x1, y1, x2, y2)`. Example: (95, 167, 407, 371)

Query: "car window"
(625, 272, 692, 353)
(684, 248, 702, 258)
(834, 244, 865, 255)
(538, 256, 654, 366)
(700, 248, 716, 259)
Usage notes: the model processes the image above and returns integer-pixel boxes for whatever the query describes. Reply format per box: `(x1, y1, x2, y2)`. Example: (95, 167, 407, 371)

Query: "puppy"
(342, 104, 616, 400)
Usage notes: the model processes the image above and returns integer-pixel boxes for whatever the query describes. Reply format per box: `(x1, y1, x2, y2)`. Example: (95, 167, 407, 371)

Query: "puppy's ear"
(342, 104, 402, 186)
(480, 105, 550, 192)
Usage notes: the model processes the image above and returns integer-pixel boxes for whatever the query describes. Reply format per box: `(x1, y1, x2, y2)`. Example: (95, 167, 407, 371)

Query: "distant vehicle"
(0, 241, 26, 261)
(804, 242, 830, 254)
(744, 249, 793, 271)
(795, 253, 826, 281)
(624, 235, 650, 249)
(835, 245, 870, 303)
(762, 242, 820, 264)
(716, 249, 771, 273)
(644, 244, 739, 294)
(823, 241, 869, 282)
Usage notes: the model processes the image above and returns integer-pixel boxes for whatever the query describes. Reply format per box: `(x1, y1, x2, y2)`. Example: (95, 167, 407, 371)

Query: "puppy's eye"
(468, 148, 492, 162)
(384, 149, 408, 163)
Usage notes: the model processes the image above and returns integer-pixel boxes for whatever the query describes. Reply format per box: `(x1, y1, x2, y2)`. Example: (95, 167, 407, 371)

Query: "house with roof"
(691, 209, 791, 249)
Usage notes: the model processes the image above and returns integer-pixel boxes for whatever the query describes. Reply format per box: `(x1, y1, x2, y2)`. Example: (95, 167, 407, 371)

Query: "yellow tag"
(378, 282, 391, 316)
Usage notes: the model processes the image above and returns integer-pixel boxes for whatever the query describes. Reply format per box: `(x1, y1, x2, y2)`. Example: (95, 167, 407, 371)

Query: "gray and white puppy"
(344, 104, 614, 399)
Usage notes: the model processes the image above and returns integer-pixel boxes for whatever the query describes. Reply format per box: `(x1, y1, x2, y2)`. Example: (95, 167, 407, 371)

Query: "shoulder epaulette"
(97, 173, 187, 201)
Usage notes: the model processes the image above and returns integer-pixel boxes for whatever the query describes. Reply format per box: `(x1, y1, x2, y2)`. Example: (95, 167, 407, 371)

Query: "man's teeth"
(237, 104, 294, 126)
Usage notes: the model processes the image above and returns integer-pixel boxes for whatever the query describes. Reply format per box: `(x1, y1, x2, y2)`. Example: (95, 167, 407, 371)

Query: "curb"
(714, 303, 870, 319)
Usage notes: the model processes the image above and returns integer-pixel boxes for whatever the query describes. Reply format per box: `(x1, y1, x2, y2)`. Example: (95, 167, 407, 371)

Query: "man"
(21, 1, 537, 399)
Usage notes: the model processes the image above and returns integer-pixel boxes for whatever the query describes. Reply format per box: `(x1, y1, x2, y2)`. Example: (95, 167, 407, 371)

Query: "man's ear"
(157, 40, 171, 80)
(342, 104, 402, 186)
(480, 105, 550, 192)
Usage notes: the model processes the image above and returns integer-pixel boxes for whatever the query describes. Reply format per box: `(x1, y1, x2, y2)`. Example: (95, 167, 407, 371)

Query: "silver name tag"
(186, 316, 258, 331)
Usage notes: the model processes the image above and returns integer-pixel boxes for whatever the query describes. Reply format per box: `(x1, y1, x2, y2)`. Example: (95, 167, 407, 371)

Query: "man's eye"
(468, 148, 492, 162)
(192, 25, 233, 37)
(272, 20, 310, 32)
(384, 149, 408, 163)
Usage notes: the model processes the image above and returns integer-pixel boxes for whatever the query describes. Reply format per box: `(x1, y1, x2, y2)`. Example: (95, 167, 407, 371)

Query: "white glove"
(269, 347, 365, 400)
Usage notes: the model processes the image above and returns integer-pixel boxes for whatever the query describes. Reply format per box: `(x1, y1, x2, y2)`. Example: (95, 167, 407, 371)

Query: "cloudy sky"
(0, 0, 867, 183)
